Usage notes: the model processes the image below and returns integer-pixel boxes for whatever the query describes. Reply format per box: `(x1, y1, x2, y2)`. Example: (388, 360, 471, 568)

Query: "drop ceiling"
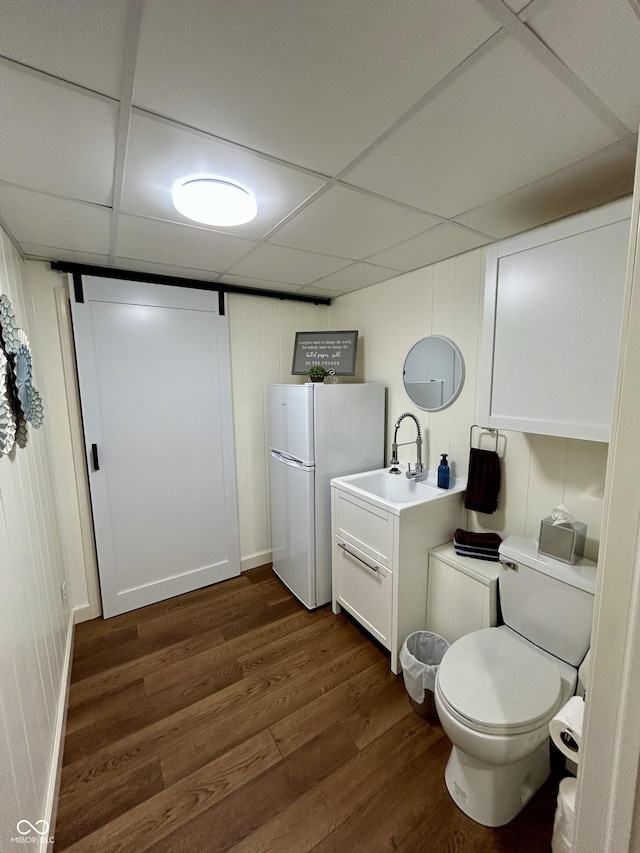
(0, 0, 638, 298)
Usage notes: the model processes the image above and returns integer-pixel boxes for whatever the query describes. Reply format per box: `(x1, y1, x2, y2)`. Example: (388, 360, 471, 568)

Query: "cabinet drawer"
(333, 490, 393, 568)
(334, 537, 392, 649)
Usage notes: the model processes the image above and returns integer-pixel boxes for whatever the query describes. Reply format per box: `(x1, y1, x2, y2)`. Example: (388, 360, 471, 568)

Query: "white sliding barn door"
(71, 276, 240, 617)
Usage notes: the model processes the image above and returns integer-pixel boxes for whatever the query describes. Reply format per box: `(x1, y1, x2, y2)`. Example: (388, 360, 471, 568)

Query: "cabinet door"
(334, 538, 392, 648)
(427, 555, 496, 644)
(451, 571, 487, 642)
(478, 198, 631, 441)
(426, 557, 455, 644)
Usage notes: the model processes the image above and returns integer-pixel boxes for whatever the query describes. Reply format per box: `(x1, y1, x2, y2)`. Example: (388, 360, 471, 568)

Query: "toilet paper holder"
(560, 730, 579, 753)
(549, 695, 585, 763)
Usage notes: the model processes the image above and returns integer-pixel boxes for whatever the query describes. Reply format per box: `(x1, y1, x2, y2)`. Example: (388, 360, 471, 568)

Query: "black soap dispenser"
(438, 454, 450, 489)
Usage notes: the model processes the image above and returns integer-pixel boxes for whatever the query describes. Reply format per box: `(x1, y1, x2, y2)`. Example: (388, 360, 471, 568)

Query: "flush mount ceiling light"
(171, 177, 258, 227)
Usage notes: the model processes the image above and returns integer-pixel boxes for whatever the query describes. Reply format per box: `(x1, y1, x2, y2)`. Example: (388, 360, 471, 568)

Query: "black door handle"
(91, 443, 100, 471)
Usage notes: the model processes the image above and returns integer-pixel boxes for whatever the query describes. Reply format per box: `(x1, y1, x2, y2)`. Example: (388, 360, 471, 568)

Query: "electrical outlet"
(60, 581, 68, 608)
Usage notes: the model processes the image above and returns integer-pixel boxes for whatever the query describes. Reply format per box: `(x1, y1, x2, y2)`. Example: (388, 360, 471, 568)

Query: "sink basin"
(331, 466, 466, 515)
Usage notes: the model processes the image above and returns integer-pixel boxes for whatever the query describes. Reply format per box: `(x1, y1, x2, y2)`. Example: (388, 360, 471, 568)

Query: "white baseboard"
(241, 550, 272, 572)
(73, 602, 99, 624)
(42, 611, 74, 852)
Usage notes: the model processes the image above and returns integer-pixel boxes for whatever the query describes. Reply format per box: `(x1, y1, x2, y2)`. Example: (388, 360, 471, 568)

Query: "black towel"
(453, 529, 501, 562)
(453, 545, 501, 562)
(464, 448, 501, 514)
(454, 528, 502, 549)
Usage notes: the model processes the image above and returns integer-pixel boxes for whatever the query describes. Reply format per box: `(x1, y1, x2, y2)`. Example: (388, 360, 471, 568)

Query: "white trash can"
(400, 631, 449, 720)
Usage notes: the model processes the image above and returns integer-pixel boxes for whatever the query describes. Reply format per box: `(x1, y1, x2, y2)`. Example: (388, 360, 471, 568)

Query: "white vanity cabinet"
(426, 543, 499, 645)
(478, 197, 631, 442)
(331, 481, 464, 674)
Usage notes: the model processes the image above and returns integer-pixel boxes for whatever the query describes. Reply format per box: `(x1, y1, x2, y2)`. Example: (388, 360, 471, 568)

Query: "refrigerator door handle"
(338, 542, 384, 575)
(270, 449, 314, 470)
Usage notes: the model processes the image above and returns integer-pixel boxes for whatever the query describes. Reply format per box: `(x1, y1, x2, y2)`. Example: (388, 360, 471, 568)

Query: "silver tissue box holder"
(538, 517, 587, 565)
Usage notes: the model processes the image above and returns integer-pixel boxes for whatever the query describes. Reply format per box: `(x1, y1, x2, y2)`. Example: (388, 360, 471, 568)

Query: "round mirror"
(403, 336, 465, 411)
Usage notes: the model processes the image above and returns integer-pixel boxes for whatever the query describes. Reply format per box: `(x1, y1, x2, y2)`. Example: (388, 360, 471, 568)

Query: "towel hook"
(470, 424, 500, 454)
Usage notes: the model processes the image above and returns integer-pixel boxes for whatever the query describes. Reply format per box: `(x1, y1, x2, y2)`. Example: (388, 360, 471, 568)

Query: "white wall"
(0, 233, 72, 846)
(20, 240, 607, 619)
(329, 248, 607, 562)
(27, 263, 100, 622)
(21, 241, 608, 623)
(575, 139, 640, 853)
(228, 293, 328, 568)
(329, 251, 483, 478)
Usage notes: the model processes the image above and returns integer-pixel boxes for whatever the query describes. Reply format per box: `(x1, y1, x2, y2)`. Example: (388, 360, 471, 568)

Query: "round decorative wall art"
(0, 294, 20, 354)
(15, 342, 33, 414)
(27, 386, 44, 428)
(0, 349, 16, 455)
(0, 293, 44, 455)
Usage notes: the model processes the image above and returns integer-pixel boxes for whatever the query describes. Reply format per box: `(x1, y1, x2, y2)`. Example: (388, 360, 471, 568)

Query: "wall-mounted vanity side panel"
(477, 198, 632, 442)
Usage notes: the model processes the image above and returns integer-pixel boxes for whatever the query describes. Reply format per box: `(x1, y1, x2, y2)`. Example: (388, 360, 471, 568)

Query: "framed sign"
(291, 330, 358, 376)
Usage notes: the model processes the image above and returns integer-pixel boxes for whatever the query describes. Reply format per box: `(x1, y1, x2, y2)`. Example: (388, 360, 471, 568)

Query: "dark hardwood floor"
(55, 565, 557, 852)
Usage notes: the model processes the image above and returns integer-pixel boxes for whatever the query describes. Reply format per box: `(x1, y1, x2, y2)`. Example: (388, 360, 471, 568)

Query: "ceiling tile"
(344, 36, 621, 218)
(271, 185, 440, 259)
(0, 185, 110, 254)
(112, 256, 223, 284)
(21, 246, 109, 266)
(310, 261, 399, 293)
(296, 285, 341, 298)
(503, 0, 531, 12)
(133, 0, 500, 174)
(454, 141, 636, 239)
(368, 223, 492, 271)
(228, 244, 350, 286)
(0, 64, 117, 204)
(528, 0, 640, 132)
(0, 1, 635, 295)
(0, 1, 128, 98)
(218, 274, 302, 293)
(121, 114, 326, 239)
(116, 215, 255, 272)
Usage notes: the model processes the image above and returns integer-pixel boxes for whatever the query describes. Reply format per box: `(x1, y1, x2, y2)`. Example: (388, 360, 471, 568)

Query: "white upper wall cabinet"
(477, 198, 632, 442)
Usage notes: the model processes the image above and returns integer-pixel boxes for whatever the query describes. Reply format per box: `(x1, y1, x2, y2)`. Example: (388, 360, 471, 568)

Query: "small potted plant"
(308, 365, 327, 383)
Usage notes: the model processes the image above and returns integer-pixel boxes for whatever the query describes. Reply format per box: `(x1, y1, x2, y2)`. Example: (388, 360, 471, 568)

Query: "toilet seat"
(437, 628, 562, 736)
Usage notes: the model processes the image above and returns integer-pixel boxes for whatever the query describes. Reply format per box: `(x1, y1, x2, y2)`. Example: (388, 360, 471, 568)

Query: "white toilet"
(434, 535, 596, 827)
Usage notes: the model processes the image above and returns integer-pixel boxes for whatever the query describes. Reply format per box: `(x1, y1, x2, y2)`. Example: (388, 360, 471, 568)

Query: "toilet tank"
(499, 535, 597, 666)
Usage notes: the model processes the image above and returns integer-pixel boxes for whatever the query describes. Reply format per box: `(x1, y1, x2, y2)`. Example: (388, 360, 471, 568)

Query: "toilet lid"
(437, 628, 562, 733)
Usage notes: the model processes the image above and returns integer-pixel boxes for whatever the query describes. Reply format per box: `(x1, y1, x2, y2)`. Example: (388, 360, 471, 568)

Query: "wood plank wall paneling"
(27, 266, 101, 622)
(0, 230, 72, 843)
(328, 253, 482, 481)
(56, 567, 559, 851)
(328, 248, 607, 561)
(227, 293, 328, 569)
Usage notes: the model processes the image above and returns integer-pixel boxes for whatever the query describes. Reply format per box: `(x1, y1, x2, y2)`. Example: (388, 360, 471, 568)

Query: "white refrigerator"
(268, 383, 385, 608)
